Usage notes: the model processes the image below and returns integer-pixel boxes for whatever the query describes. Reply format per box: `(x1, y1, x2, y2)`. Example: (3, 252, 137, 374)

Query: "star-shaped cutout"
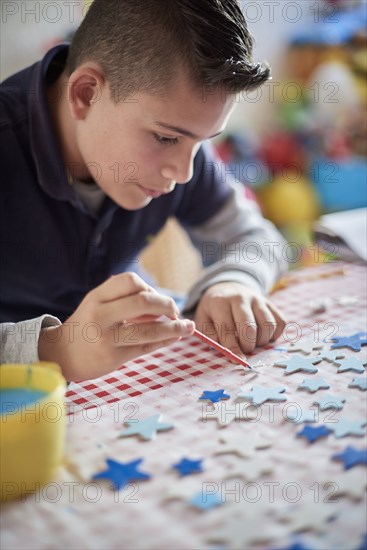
(118, 413, 174, 440)
(333, 356, 366, 373)
(285, 408, 317, 424)
(188, 491, 222, 510)
(198, 389, 230, 403)
(172, 457, 204, 476)
(332, 446, 367, 470)
(349, 377, 367, 391)
(92, 458, 151, 490)
(276, 498, 338, 533)
(237, 384, 287, 405)
(323, 468, 367, 500)
(223, 457, 274, 481)
(206, 505, 283, 546)
(331, 332, 367, 351)
(318, 350, 345, 362)
(274, 354, 321, 375)
(329, 418, 367, 438)
(200, 401, 259, 426)
(297, 425, 332, 443)
(298, 378, 330, 393)
(214, 430, 273, 458)
(162, 479, 200, 501)
(313, 393, 346, 410)
(286, 338, 324, 354)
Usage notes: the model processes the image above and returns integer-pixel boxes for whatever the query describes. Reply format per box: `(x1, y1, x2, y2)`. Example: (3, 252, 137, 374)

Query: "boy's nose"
(161, 151, 195, 184)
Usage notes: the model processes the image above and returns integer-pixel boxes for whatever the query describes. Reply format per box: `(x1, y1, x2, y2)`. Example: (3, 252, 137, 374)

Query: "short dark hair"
(67, 0, 270, 101)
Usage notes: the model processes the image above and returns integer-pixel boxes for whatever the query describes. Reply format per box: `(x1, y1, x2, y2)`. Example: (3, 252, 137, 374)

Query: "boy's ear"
(68, 65, 105, 120)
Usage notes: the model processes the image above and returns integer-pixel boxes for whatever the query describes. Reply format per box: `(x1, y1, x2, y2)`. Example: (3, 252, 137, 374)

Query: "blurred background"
(1, 0, 366, 291)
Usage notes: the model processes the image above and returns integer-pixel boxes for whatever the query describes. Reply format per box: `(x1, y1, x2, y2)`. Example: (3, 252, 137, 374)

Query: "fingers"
(251, 300, 277, 347)
(195, 310, 221, 347)
(196, 293, 287, 357)
(231, 300, 257, 354)
(110, 318, 195, 347)
(92, 272, 156, 303)
(99, 290, 179, 326)
(82, 272, 180, 327)
(196, 305, 248, 360)
(267, 302, 287, 341)
(195, 309, 240, 364)
(234, 298, 286, 351)
(53, 271, 193, 381)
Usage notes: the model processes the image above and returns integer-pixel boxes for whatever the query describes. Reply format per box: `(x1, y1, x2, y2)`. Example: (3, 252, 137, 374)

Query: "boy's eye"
(153, 133, 179, 146)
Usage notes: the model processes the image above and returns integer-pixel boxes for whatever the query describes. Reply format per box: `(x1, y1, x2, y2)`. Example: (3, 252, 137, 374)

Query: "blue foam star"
(286, 408, 317, 424)
(297, 425, 332, 443)
(92, 458, 151, 490)
(331, 332, 367, 351)
(329, 418, 367, 438)
(313, 393, 346, 411)
(172, 457, 204, 476)
(118, 413, 174, 440)
(298, 378, 330, 393)
(318, 350, 345, 363)
(349, 377, 367, 391)
(274, 354, 321, 375)
(332, 446, 367, 470)
(189, 491, 222, 510)
(286, 338, 323, 355)
(333, 356, 366, 373)
(357, 532, 367, 550)
(198, 389, 231, 403)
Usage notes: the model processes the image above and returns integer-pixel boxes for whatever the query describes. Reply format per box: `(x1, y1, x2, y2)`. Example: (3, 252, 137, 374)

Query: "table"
(1, 261, 366, 550)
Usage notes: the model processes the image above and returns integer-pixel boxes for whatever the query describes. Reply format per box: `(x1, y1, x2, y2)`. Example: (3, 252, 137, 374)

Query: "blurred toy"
(322, 127, 351, 159)
(259, 131, 305, 175)
(257, 170, 320, 227)
(307, 60, 361, 128)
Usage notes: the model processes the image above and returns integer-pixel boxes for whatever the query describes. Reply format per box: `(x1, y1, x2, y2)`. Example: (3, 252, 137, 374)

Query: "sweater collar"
(28, 43, 74, 202)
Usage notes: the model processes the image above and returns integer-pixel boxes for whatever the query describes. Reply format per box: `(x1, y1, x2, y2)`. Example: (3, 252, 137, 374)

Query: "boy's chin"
(102, 186, 153, 211)
(114, 195, 153, 211)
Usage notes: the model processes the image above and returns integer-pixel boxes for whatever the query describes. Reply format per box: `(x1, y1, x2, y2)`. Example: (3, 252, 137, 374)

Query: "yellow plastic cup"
(0, 362, 67, 502)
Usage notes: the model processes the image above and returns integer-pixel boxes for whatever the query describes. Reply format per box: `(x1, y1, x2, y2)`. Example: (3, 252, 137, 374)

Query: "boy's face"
(73, 71, 237, 210)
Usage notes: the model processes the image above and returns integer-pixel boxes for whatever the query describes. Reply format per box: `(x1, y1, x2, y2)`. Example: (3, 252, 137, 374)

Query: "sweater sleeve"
(182, 180, 289, 312)
(0, 315, 61, 364)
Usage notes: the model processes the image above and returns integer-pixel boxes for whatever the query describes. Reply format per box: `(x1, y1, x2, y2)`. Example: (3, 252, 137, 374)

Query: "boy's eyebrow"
(154, 121, 223, 140)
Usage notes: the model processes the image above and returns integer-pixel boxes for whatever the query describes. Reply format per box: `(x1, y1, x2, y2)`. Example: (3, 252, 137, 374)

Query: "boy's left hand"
(194, 282, 286, 358)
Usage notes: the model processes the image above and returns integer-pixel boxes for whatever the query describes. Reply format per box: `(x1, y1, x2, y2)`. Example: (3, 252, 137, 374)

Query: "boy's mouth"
(137, 184, 174, 198)
(138, 185, 163, 198)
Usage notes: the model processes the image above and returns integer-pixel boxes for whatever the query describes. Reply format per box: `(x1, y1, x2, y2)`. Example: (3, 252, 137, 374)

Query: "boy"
(0, 0, 288, 381)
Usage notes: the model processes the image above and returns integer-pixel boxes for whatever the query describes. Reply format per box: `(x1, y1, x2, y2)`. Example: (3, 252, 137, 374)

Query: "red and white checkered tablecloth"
(66, 262, 367, 413)
(2, 261, 366, 550)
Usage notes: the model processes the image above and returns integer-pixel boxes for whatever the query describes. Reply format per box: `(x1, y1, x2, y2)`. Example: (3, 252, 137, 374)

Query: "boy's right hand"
(38, 272, 195, 382)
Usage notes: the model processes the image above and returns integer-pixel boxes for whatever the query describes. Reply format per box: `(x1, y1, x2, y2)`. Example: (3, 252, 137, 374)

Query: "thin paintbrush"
(193, 328, 258, 371)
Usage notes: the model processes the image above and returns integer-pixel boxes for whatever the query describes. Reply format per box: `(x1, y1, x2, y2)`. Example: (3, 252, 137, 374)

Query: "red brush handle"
(193, 329, 253, 369)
